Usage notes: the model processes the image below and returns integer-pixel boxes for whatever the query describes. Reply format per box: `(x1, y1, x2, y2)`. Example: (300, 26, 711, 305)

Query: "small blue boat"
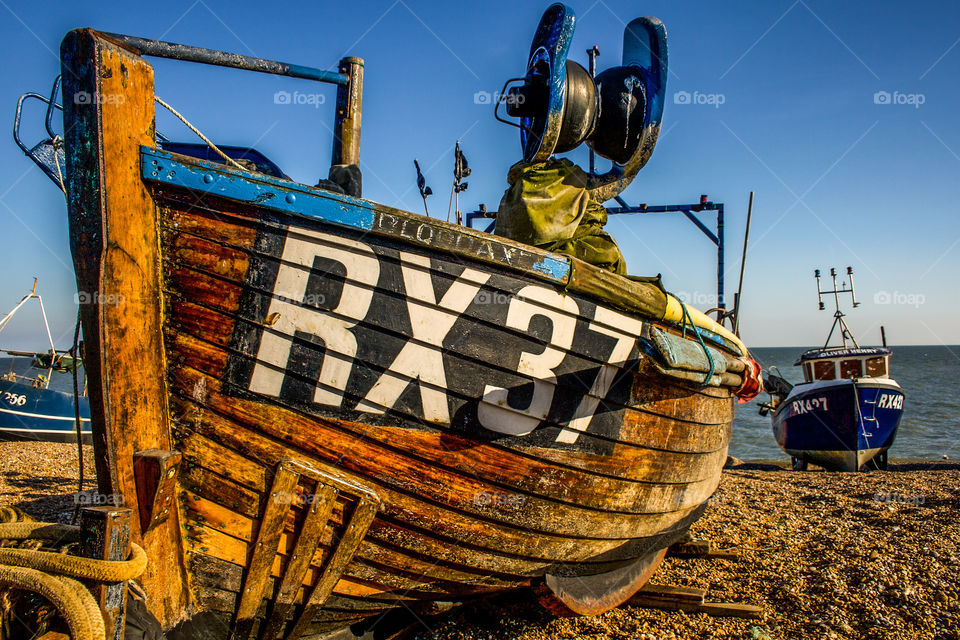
(0, 281, 91, 443)
(760, 268, 904, 471)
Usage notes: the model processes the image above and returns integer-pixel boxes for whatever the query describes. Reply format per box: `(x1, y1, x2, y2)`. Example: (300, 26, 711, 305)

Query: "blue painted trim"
(532, 256, 570, 281)
(141, 148, 374, 231)
(142, 147, 574, 286)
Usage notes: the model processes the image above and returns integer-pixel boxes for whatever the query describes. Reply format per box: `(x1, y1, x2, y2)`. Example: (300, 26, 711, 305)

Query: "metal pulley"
(495, 3, 668, 201)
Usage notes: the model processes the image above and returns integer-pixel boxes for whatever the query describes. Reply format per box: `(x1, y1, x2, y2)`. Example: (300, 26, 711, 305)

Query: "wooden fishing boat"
(51, 13, 760, 639)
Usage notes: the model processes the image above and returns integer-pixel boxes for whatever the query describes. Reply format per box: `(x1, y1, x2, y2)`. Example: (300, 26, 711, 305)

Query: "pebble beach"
(2, 442, 957, 640)
(424, 460, 960, 640)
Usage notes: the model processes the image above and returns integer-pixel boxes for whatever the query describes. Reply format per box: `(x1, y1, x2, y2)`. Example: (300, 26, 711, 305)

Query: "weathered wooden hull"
(59, 28, 754, 639)
(159, 187, 733, 634)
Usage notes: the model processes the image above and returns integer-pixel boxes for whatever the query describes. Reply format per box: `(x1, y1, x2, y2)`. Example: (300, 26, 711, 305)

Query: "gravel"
(0, 440, 94, 524)
(423, 462, 960, 640)
(1, 442, 957, 639)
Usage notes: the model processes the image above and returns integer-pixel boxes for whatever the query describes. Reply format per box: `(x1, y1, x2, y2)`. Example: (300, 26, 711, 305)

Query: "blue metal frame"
(608, 196, 725, 313)
(101, 33, 348, 86)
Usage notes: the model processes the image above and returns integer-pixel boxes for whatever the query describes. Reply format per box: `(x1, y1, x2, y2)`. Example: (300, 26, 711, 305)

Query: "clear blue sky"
(1, 0, 958, 350)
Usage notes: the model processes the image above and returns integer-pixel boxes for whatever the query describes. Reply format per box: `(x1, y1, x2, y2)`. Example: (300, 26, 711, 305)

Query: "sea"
(4, 346, 957, 461)
(733, 345, 960, 462)
(0, 356, 80, 393)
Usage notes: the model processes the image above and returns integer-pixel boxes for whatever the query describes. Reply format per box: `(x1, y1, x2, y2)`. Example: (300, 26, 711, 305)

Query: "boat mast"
(815, 267, 860, 349)
(0, 280, 58, 389)
(0, 279, 58, 388)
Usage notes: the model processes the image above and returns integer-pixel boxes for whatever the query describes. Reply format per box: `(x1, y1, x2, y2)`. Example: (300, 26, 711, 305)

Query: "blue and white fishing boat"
(761, 268, 903, 471)
(0, 280, 91, 443)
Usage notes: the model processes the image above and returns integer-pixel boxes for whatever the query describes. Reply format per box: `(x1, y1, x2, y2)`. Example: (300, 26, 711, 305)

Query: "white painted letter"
(356, 252, 490, 423)
(249, 230, 379, 407)
(555, 306, 643, 444)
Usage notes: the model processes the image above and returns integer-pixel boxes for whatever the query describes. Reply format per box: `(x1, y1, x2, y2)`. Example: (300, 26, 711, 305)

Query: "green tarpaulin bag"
(494, 158, 627, 275)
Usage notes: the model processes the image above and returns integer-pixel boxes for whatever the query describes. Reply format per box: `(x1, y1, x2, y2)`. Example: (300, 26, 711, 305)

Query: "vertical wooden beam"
(61, 28, 189, 628)
(80, 506, 132, 640)
(331, 56, 363, 169)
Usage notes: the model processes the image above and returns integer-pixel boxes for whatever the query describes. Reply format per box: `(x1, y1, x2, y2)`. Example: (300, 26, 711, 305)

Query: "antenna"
(814, 266, 860, 349)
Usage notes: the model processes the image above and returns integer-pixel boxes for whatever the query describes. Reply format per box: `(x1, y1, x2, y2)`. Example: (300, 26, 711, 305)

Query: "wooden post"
(81, 506, 132, 640)
(61, 29, 190, 627)
(332, 56, 363, 169)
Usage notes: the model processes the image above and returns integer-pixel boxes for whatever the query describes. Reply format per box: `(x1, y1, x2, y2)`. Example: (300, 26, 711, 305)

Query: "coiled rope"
(0, 509, 147, 640)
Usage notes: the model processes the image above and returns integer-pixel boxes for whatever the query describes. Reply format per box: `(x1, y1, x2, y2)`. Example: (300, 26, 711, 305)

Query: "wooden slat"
(286, 496, 379, 639)
(697, 602, 763, 619)
(233, 463, 300, 638)
(259, 483, 338, 639)
(628, 583, 706, 608)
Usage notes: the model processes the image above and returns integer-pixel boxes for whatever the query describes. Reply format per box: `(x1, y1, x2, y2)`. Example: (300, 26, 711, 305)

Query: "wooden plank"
(286, 496, 379, 639)
(61, 29, 188, 627)
(626, 584, 761, 620)
(698, 602, 763, 619)
(259, 483, 339, 640)
(232, 464, 299, 639)
(627, 583, 706, 608)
